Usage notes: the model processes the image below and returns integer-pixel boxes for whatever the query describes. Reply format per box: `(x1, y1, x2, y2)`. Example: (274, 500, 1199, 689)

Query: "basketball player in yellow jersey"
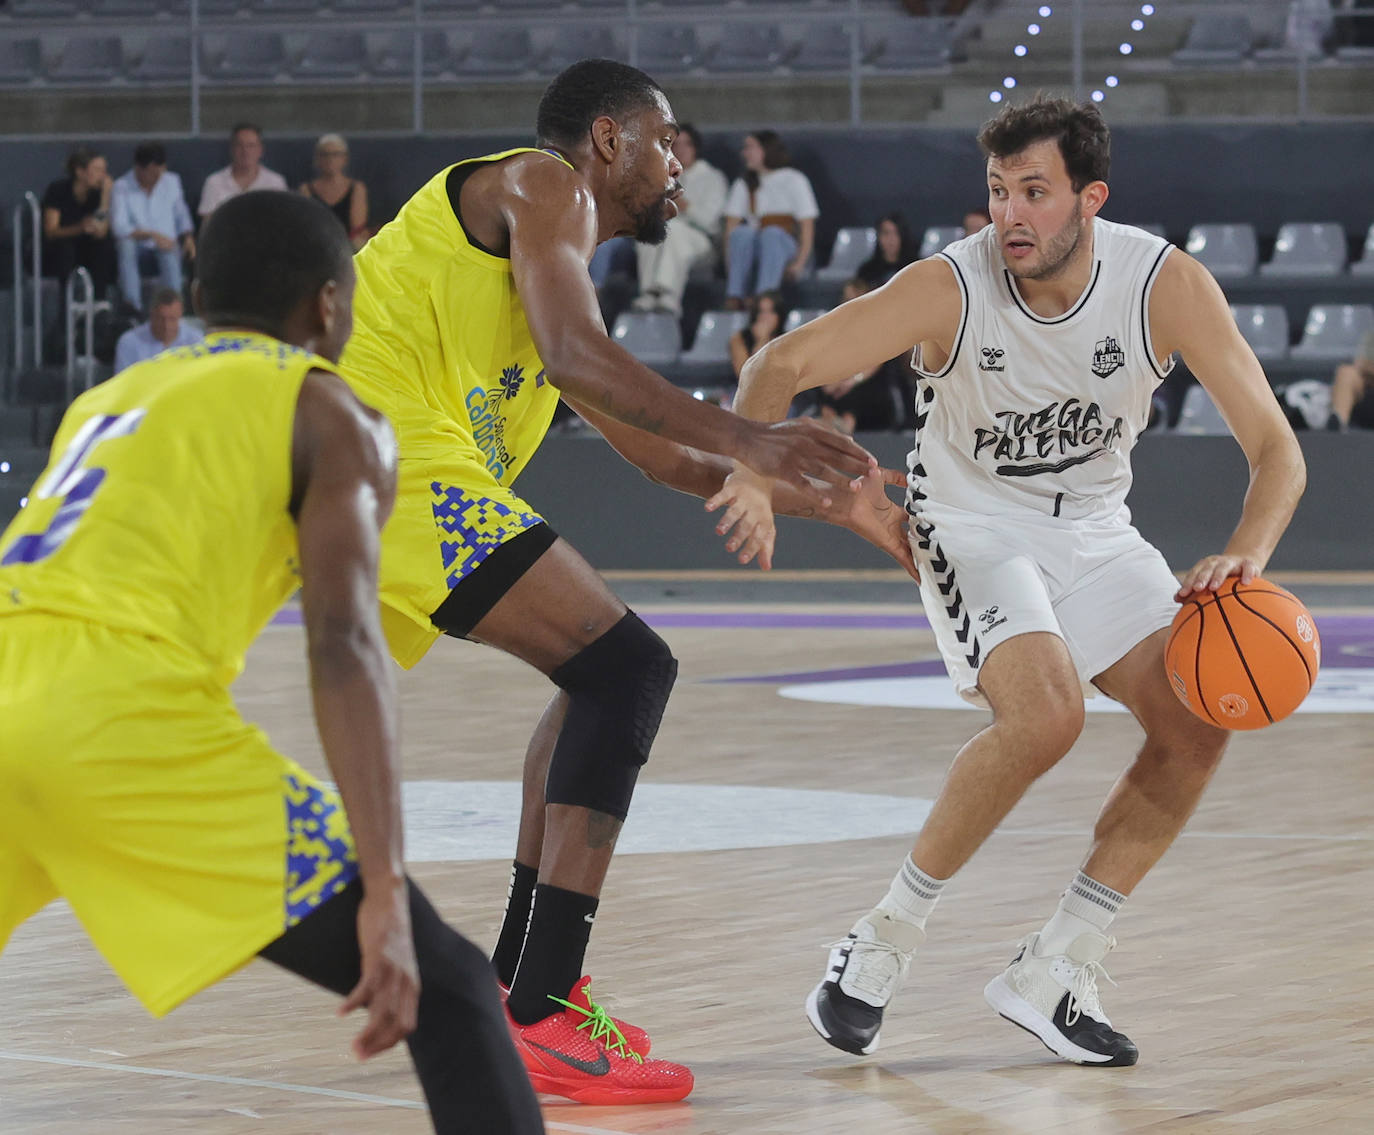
(0, 192, 545, 1135)
(338, 59, 900, 1103)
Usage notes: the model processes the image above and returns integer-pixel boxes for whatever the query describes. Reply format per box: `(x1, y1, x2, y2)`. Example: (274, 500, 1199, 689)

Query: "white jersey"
(906, 218, 1174, 525)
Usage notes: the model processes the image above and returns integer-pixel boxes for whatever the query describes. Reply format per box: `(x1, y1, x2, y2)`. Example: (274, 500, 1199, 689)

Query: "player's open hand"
(831, 466, 920, 582)
(706, 469, 778, 569)
(736, 418, 875, 507)
(342, 882, 420, 1060)
(1175, 553, 1262, 601)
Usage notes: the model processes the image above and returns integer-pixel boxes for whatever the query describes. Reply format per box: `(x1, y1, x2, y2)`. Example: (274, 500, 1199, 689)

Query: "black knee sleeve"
(544, 610, 678, 820)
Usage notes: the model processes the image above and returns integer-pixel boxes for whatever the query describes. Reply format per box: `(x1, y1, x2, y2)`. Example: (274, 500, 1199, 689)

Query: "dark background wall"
(5, 120, 1374, 276)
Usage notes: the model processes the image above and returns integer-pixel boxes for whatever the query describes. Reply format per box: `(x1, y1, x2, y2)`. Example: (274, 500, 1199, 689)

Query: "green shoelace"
(546, 991, 644, 1064)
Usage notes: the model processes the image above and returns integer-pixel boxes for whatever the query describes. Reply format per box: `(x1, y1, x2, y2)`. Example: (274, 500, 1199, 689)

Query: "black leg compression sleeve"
(544, 609, 677, 820)
(260, 879, 545, 1135)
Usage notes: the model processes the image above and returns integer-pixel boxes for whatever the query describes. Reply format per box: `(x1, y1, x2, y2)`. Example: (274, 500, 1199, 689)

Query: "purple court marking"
(269, 607, 926, 630)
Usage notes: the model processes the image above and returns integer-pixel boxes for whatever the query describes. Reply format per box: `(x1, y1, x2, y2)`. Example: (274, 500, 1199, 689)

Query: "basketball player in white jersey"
(706, 96, 1305, 1066)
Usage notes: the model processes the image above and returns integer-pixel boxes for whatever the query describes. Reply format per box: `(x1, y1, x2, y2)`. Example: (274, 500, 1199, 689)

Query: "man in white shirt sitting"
(722, 130, 820, 307)
(113, 287, 204, 374)
(631, 123, 728, 316)
(197, 123, 288, 218)
(112, 142, 196, 314)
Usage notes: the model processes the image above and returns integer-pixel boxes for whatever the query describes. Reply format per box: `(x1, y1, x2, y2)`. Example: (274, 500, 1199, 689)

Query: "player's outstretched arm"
(1149, 252, 1307, 599)
(291, 369, 414, 1061)
(501, 157, 873, 505)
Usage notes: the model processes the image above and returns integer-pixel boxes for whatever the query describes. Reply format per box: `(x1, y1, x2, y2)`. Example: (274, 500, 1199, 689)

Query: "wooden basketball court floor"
(2, 570, 1370, 1134)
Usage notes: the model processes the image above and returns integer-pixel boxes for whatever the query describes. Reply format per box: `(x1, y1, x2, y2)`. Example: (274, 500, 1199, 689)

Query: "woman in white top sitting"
(722, 131, 819, 309)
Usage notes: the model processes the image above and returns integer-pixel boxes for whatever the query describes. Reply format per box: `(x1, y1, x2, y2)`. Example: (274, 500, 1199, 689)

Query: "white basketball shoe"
(805, 909, 924, 1055)
(983, 930, 1139, 1066)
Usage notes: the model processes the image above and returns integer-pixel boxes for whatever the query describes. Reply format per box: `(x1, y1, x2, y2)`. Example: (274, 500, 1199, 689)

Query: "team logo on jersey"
(978, 346, 1006, 372)
(978, 605, 1008, 631)
(1091, 335, 1126, 378)
(499, 364, 525, 400)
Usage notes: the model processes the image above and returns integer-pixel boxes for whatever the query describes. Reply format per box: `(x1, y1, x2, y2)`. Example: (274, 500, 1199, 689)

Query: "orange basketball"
(1164, 576, 1320, 730)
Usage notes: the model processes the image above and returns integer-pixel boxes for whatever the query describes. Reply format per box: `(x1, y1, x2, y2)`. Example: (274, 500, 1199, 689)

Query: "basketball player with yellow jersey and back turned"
(0, 191, 546, 1135)
(338, 58, 912, 1104)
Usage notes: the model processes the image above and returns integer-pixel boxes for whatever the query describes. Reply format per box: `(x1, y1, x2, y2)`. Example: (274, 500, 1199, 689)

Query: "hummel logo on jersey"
(527, 1041, 611, 1077)
(1091, 335, 1125, 378)
(979, 346, 1006, 372)
(978, 605, 1008, 631)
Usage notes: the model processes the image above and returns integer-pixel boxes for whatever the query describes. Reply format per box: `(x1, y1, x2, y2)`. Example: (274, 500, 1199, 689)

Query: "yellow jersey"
(0, 331, 326, 687)
(340, 147, 566, 484)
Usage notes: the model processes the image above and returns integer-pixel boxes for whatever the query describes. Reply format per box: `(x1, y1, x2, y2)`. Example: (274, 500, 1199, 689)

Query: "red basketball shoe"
(500, 978, 651, 1055)
(508, 977, 692, 1105)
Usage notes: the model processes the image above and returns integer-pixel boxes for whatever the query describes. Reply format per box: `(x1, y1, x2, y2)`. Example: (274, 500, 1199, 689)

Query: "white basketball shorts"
(909, 503, 1181, 707)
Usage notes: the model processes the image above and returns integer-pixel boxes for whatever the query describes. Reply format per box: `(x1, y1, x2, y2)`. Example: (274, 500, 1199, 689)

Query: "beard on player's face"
(629, 196, 670, 244)
(1005, 195, 1084, 281)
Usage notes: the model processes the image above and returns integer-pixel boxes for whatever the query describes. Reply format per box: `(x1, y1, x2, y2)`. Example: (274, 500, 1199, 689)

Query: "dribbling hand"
(1175, 553, 1263, 601)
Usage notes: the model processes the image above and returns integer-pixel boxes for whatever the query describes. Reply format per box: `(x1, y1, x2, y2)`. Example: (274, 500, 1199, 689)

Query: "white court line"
(0, 1050, 634, 1135)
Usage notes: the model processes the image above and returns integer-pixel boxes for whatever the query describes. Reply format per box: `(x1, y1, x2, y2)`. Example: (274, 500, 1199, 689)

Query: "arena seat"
(5, 0, 80, 17)
(49, 37, 124, 83)
(1352, 223, 1374, 278)
(333, 0, 409, 10)
(1260, 222, 1348, 277)
(1291, 304, 1374, 361)
(612, 312, 681, 367)
(1172, 13, 1253, 65)
(709, 22, 791, 73)
(544, 25, 623, 74)
(1185, 223, 1258, 278)
(293, 31, 367, 79)
(0, 39, 41, 85)
(919, 225, 965, 259)
(792, 22, 855, 73)
(636, 24, 704, 74)
(866, 17, 954, 71)
(131, 35, 191, 81)
(457, 27, 539, 76)
(98, 0, 166, 16)
(677, 310, 748, 378)
(250, 0, 318, 14)
(816, 227, 876, 282)
(205, 32, 289, 81)
(1175, 385, 1231, 435)
(783, 307, 828, 333)
(371, 30, 450, 79)
(1229, 304, 1290, 361)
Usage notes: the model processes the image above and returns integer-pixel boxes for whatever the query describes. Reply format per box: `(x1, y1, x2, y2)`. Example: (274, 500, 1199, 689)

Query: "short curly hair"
(977, 95, 1110, 192)
(536, 58, 666, 149)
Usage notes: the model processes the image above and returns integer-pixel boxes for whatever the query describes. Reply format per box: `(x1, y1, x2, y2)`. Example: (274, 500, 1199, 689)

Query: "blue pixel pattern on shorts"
(283, 770, 358, 927)
(430, 482, 543, 590)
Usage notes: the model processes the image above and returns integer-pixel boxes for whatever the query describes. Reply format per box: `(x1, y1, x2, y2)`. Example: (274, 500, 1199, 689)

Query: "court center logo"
(1091, 335, 1126, 378)
(979, 346, 1006, 372)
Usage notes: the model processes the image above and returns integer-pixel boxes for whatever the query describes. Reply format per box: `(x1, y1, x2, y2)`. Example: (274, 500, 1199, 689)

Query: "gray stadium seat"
(99, 0, 166, 16)
(792, 22, 856, 72)
(612, 312, 680, 368)
(1261, 222, 1347, 277)
(371, 30, 450, 79)
(783, 307, 828, 333)
(919, 225, 965, 260)
(0, 39, 42, 85)
(132, 35, 191, 81)
(1175, 385, 1231, 435)
(709, 23, 790, 73)
(5, 0, 80, 17)
(544, 25, 623, 73)
(250, 0, 317, 13)
(458, 28, 538, 76)
(678, 310, 747, 377)
(636, 25, 704, 74)
(1291, 304, 1374, 361)
(206, 33, 288, 81)
(1352, 224, 1374, 278)
(816, 226, 876, 282)
(49, 37, 123, 83)
(1185, 223, 1258, 278)
(333, 0, 409, 10)
(294, 32, 367, 79)
(866, 17, 954, 71)
(1230, 304, 1290, 362)
(1172, 14, 1253, 65)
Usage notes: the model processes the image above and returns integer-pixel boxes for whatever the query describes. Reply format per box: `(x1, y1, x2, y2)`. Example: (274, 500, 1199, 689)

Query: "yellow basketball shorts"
(0, 613, 358, 1017)
(379, 440, 548, 670)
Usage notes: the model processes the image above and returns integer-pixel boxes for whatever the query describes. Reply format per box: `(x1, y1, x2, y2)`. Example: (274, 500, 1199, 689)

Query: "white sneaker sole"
(805, 983, 880, 1055)
(982, 974, 1115, 1065)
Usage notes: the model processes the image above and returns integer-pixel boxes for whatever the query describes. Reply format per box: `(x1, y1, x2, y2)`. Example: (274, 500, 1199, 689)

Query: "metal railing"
(9, 191, 42, 402)
(64, 266, 109, 403)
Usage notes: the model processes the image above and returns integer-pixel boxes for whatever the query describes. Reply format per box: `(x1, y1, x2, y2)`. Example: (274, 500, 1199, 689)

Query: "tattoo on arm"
(595, 391, 665, 436)
(586, 810, 623, 850)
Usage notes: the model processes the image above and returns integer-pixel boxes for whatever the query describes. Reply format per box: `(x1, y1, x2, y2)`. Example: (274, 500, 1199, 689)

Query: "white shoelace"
(828, 937, 914, 1002)
(1065, 955, 1118, 1027)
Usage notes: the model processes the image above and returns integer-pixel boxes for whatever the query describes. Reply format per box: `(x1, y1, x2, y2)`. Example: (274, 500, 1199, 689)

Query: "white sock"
(874, 855, 948, 931)
(1037, 870, 1125, 955)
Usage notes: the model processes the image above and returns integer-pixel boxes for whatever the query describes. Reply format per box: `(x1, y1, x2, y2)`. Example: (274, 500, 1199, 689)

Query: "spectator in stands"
(198, 123, 288, 217)
(41, 146, 116, 297)
(730, 291, 787, 378)
(1328, 329, 1374, 430)
(113, 287, 204, 374)
(112, 141, 195, 314)
(963, 207, 992, 234)
(854, 212, 918, 289)
(632, 123, 727, 316)
(723, 130, 819, 309)
(299, 133, 370, 251)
